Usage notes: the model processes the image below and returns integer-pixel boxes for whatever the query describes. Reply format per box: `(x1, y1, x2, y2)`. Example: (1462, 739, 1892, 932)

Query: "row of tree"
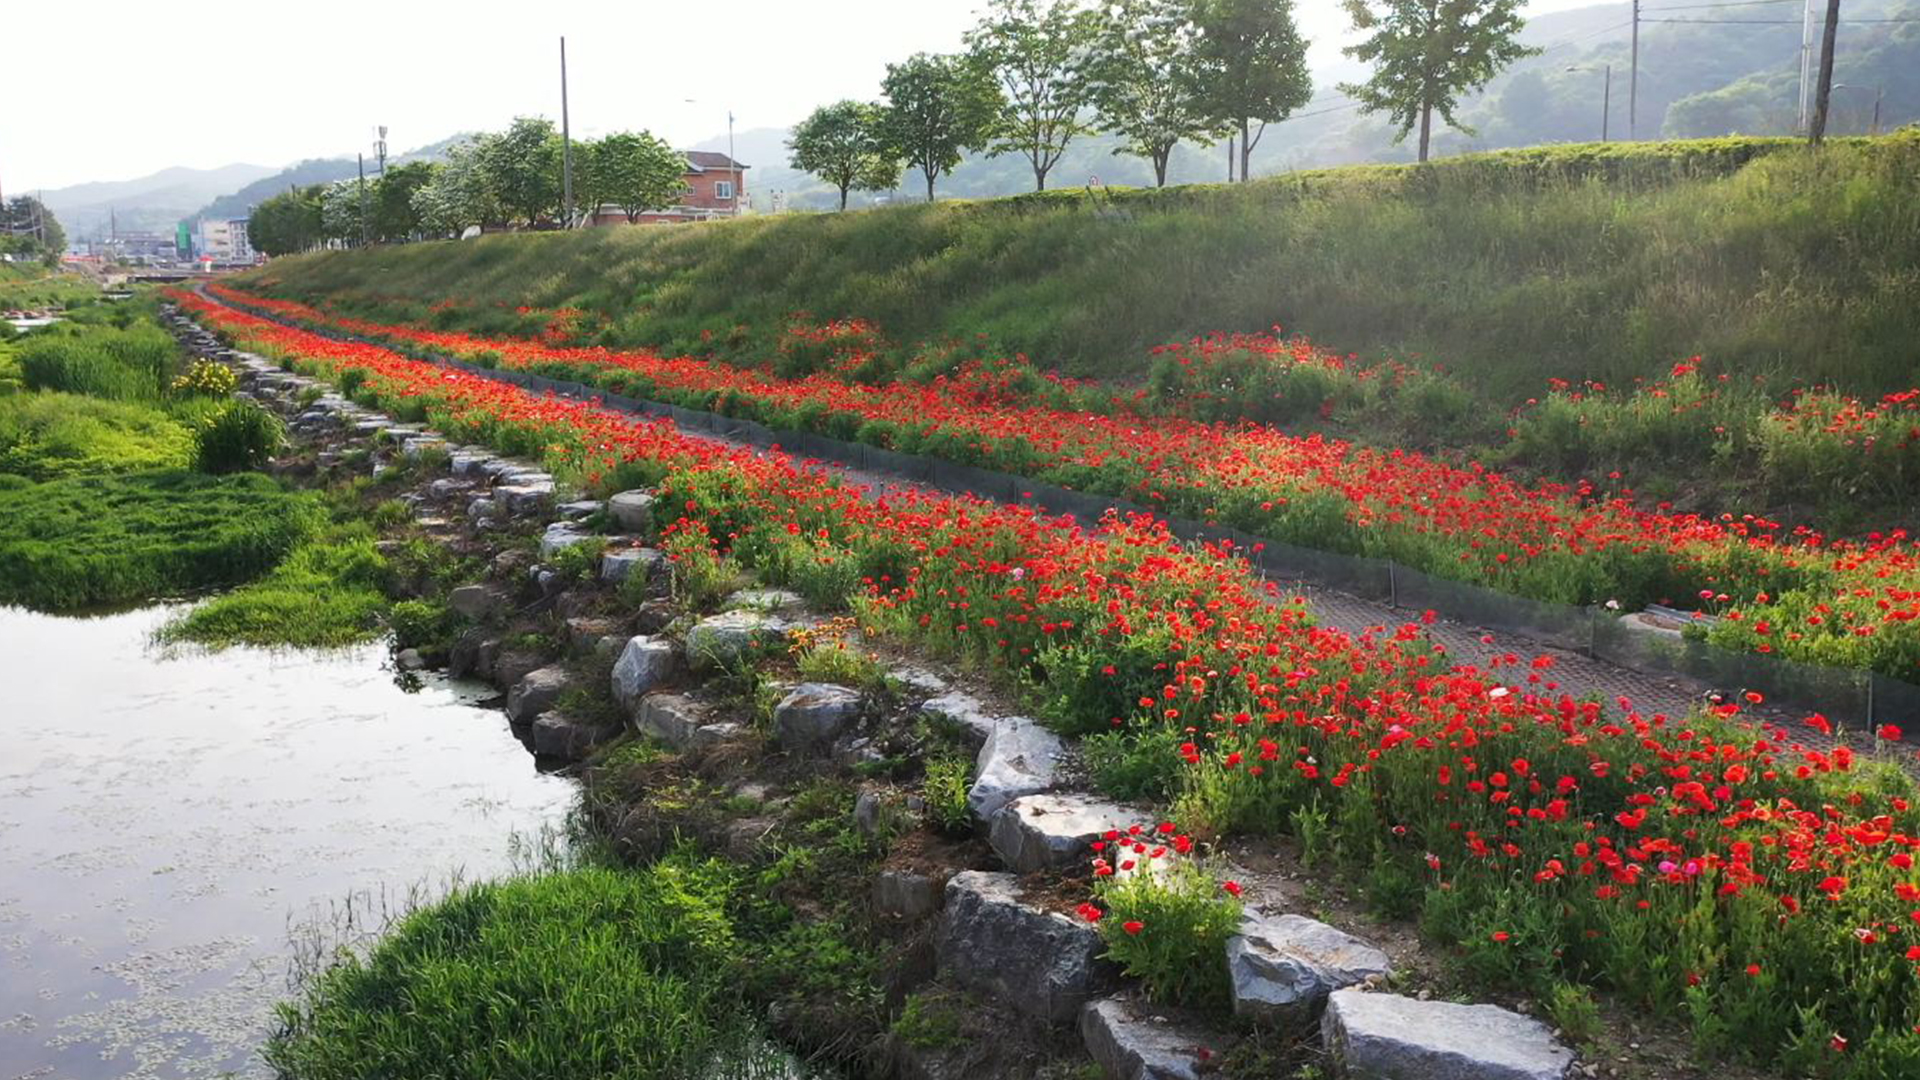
(788, 0, 1536, 204)
(247, 120, 693, 254)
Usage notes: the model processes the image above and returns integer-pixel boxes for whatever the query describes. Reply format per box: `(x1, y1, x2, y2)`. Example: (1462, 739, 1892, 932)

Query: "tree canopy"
(1340, 0, 1539, 162)
(1189, 0, 1313, 182)
(593, 131, 694, 222)
(879, 53, 1003, 202)
(1080, 0, 1220, 187)
(966, 0, 1099, 191)
(788, 101, 901, 211)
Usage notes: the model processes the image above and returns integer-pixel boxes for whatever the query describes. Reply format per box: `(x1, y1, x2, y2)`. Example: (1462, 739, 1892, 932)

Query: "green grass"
(0, 470, 316, 610)
(265, 860, 783, 1080)
(0, 391, 193, 480)
(159, 529, 392, 649)
(243, 133, 1920, 401)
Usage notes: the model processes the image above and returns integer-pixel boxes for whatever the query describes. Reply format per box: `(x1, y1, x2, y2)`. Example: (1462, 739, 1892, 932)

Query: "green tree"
(787, 101, 900, 211)
(245, 187, 324, 256)
(370, 161, 436, 242)
(412, 137, 501, 238)
(879, 53, 1003, 202)
(966, 0, 1098, 191)
(319, 180, 368, 244)
(591, 131, 690, 222)
(1, 196, 65, 264)
(480, 117, 563, 227)
(1190, 0, 1312, 182)
(1340, 0, 1539, 162)
(1081, 0, 1219, 187)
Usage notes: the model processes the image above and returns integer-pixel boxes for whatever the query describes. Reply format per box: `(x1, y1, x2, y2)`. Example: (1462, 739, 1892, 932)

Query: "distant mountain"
(709, 0, 1916, 210)
(188, 133, 473, 224)
(39, 163, 277, 239)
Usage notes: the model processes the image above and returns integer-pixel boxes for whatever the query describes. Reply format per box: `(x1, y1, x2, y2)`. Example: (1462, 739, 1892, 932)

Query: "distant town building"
(586, 151, 748, 226)
(196, 218, 254, 262)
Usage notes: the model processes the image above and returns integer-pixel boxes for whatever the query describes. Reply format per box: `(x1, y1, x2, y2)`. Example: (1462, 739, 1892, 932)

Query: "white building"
(197, 218, 254, 262)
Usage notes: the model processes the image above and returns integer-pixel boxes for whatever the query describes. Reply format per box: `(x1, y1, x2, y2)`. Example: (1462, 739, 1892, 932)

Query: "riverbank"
(178, 295, 1835, 1080)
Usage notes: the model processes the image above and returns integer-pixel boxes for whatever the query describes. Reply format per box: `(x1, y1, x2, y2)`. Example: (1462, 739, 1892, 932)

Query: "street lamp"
(683, 99, 741, 218)
(1566, 64, 1613, 142)
(1831, 83, 1884, 135)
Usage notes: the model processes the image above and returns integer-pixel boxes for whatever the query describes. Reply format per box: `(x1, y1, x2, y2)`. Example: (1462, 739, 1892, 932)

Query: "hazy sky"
(6, 0, 1603, 192)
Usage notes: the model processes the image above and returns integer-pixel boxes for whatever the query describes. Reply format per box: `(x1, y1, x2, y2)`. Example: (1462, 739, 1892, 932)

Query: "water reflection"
(0, 603, 572, 1079)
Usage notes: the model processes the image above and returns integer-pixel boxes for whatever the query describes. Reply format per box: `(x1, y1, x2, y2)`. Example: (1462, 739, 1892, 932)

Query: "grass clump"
(0, 391, 192, 480)
(191, 398, 283, 474)
(160, 530, 391, 649)
(266, 859, 777, 1080)
(0, 470, 315, 610)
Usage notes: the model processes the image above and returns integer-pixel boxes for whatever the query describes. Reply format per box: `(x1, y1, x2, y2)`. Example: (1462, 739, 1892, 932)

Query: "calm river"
(0, 604, 574, 1080)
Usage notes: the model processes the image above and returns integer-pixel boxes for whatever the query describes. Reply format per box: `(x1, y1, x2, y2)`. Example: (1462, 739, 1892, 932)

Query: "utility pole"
(1628, 0, 1640, 139)
(1227, 137, 1235, 182)
(560, 37, 575, 229)
(1603, 64, 1612, 142)
(376, 126, 388, 176)
(1809, 0, 1842, 145)
(357, 152, 369, 246)
(727, 110, 738, 216)
(1798, 0, 1816, 132)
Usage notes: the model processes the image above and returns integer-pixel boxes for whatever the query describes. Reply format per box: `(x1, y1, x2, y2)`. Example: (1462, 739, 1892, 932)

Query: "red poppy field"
(182, 286, 1920, 1076)
(205, 282, 1920, 683)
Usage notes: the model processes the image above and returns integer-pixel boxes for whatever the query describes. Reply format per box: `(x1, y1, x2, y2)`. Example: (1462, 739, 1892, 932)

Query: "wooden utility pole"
(1808, 0, 1842, 145)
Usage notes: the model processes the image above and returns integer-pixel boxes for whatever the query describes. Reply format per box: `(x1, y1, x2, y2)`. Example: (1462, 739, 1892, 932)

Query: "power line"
(1643, 14, 1920, 20)
(1640, 0, 1799, 9)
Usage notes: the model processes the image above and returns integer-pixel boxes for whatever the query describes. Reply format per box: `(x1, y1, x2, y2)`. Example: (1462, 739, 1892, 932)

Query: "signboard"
(176, 222, 192, 258)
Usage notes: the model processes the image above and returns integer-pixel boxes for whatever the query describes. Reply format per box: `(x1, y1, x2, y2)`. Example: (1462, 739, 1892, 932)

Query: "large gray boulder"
(530, 711, 617, 762)
(610, 636, 677, 711)
(506, 665, 571, 726)
(448, 583, 508, 620)
(684, 609, 785, 671)
(607, 489, 656, 532)
(936, 871, 1118, 1025)
(772, 682, 862, 750)
(1079, 996, 1228, 1080)
(1227, 913, 1392, 1027)
(873, 870, 943, 921)
(633, 693, 737, 751)
(723, 587, 805, 613)
(968, 719, 1062, 821)
(1320, 990, 1575, 1080)
(988, 794, 1141, 874)
(600, 546, 665, 585)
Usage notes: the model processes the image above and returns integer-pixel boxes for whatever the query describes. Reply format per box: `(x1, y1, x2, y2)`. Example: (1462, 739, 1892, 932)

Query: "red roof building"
(587, 150, 748, 226)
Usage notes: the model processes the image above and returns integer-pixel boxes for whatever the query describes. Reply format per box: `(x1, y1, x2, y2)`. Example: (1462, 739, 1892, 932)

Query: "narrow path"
(194, 286, 1852, 747)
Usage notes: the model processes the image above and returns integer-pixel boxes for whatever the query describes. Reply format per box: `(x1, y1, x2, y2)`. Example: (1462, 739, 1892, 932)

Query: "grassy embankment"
(244, 134, 1920, 401)
(0, 296, 397, 643)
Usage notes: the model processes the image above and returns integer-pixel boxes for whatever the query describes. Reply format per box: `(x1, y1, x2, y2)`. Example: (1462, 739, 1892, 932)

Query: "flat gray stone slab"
(936, 871, 1118, 1025)
(539, 523, 600, 560)
(1321, 990, 1575, 1080)
(632, 692, 737, 750)
(724, 587, 806, 613)
(920, 690, 998, 744)
(1080, 996, 1228, 1080)
(989, 793, 1142, 874)
(1228, 913, 1391, 1027)
(496, 482, 555, 515)
(969, 719, 1062, 821)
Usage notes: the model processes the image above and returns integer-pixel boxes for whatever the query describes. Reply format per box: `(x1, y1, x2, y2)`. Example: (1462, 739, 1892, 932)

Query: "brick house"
(587, 150, 748, 226)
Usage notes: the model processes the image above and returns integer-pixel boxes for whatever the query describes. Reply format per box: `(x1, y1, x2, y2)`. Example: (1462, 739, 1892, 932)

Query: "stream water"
(0, 603, 574, 1080)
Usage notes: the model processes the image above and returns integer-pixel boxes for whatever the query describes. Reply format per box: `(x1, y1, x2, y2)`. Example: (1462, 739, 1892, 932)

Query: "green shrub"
(192, 399, 283, 473)
(920, 755, 973, 836)
(170, 358, 238, 397)
(1092, 858, 1242, 1009)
